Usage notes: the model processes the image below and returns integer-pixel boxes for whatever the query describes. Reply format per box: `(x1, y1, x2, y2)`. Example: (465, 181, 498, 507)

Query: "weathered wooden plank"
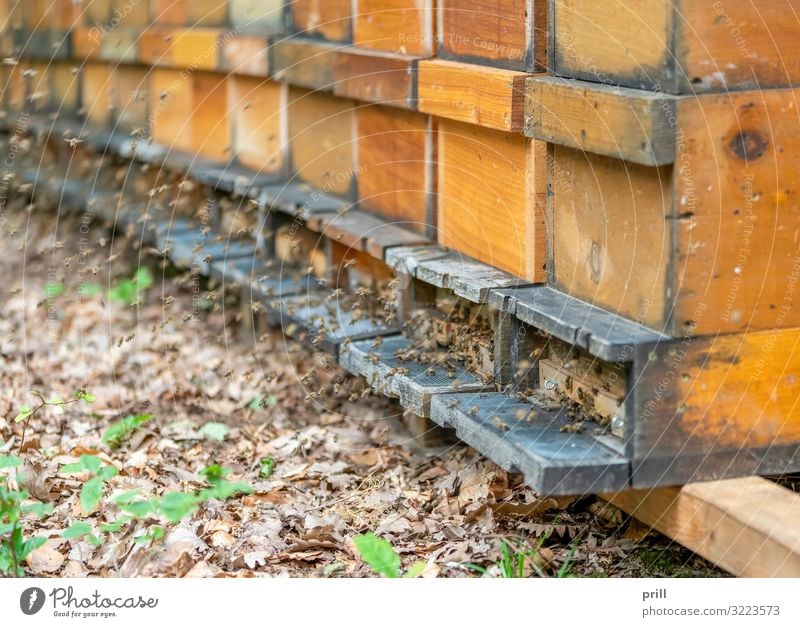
(605, 478, 800, 576)
(631, 328, 800, 460)
(340, 335, 490, 417)
(270, 291, 399, 357)
(430, 392, 630, 495)
(551, 0, 800, 93)
(258, 183, 350, 217)
(437, 0, 545, 71)
(548, 85, 800, 336)
(489, 285, 667, 362)
(419, 59, 531, 132)
(525, 76, 677, 166)
(387, 245, 530, 303)
(221, 35, 270, 77)
(307, 209, 430, 259)
(334, 47, 418, 108)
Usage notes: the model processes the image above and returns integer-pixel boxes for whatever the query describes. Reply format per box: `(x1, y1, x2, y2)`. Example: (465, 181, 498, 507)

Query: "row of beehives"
(3, 0, 800, 492)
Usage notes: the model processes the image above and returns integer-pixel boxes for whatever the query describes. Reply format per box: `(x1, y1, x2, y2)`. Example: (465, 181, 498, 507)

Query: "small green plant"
(61, 465, 252, 547)
(0, 455, 52, 576)
(60, 455, 118, 513)
(259, 455, 275, 479)
(466, 535, 579, 578)
(14, 389, 96, 453)
(199, 422, 230, 442)
(102, 413, 155, 449)
(108, 266, 154, 306)
(82, 267, 155, 306)
(353, 533, 425, 578)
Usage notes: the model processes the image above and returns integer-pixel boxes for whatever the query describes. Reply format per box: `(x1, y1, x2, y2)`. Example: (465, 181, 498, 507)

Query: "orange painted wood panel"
(115, 65, 149, 132)
(354, 0, 433, 55)
(82, 61, 114, 126)
(356, 105, 431, 234)
(437, 119, 545, 281)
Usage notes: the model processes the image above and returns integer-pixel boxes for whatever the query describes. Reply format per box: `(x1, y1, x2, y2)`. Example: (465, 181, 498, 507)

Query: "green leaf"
(133, 525, 164, 545)
(61, 454, 103, 475)
(63, 521, 93, 540)
(14, 404, 32, 423)
(21, 502, 52, 518)
(200, 464, 226, 484)
(404, 560, 427, 578)
(199, 422, 230, 442)
(259, 455, 275, 479)
(353, 533, 401, 578)
(0, 455, 22, 469)
(19, 536, 47, 561)
(117, 499, 156, 518)
(98, 516, 131, 533)
(74, 389, 97, 403)
(200, 480, 252, 502)
(102, 413, 154, 449)
(157, 492, 200, 524)
(81, 476, 105, 512)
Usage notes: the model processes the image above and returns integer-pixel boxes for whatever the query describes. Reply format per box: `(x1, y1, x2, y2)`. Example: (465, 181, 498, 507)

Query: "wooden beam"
(605, 478, 800, 577)
(419, 59, 531, 132)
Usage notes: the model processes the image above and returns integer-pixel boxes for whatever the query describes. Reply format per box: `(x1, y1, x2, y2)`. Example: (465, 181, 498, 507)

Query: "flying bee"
(468, 405, 479, 416)
(343, 259, 358, 270)
(492, 416, 510, 431)
(371, 336, 383, 349)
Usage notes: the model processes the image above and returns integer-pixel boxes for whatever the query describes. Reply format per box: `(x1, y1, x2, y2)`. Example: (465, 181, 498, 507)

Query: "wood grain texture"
(525, 76, 677, 166)
(605, 478, 800, 577)
(552, 0, 800, 93)
(419, 59, 530, 132)
(670, 89, 800, 336)
(632, 329, 800, 458)
(291, 0, 352, 42)
(549, 145, 671, 331)
(288, 87, 356, 198)
(354, 0, 433, 55)
(438, 0, 545, 71)
(356, 105, 431, 234)
(335, 48, 418, 108)
(228, 76, 285, 174)
(549, 85, 800, 336)
(437, 119, 545, 282)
